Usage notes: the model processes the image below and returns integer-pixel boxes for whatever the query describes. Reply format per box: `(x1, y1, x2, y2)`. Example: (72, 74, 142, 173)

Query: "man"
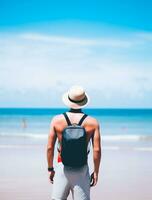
(47, 85, 101, 200)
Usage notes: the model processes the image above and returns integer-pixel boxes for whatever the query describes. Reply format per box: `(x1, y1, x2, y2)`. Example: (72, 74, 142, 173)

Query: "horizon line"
(0, 107, 152, 110)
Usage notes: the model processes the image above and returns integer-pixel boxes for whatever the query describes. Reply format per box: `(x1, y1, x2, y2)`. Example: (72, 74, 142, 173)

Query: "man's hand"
(90, 172, 98, 187)
(48, 170, 55, 184)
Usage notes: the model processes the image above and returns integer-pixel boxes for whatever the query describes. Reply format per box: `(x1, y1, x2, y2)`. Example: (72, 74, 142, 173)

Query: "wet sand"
(0, 140, 152, 200)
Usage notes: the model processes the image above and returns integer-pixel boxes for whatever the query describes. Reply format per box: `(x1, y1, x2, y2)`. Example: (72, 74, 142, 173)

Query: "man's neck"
(68, 108, 83, 113)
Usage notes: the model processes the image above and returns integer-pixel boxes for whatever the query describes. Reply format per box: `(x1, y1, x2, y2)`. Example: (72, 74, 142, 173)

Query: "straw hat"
(62, 85, 90, 109)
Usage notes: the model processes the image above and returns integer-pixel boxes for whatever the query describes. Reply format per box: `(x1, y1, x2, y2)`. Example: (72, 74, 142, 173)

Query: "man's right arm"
(91, 120, 101, 186)
(47, 117, 57, 183)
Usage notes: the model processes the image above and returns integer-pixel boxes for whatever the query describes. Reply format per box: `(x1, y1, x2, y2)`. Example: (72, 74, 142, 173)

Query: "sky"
(0, 0, 152, 108)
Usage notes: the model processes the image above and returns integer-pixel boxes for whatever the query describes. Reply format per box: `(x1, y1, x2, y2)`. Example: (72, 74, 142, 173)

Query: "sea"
(0, 108, 152, 150)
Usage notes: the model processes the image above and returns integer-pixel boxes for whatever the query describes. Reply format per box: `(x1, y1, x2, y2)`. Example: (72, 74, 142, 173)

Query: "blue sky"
(0, 0, 152, 30)
(0, 0, 152, 108)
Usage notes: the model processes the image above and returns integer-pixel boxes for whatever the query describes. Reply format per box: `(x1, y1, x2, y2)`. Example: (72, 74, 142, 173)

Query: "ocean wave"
(102, 135, 152, 141)
(0, 132, 152, 141)
(0, 132, 48, 139)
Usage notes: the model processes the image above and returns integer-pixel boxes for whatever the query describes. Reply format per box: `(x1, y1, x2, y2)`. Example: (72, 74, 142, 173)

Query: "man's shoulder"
(51, 114, 64, 125)
(86, 115, 99, 127)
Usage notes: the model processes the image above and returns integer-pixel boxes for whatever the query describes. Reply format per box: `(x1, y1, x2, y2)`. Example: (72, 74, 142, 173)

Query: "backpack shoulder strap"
(63, 112, 72, 126)
(78, 114, 88, 126)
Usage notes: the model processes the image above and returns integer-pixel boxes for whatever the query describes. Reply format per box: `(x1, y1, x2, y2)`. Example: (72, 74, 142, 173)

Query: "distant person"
(21, 118, 27, 129)
(47, 86, 101, 200)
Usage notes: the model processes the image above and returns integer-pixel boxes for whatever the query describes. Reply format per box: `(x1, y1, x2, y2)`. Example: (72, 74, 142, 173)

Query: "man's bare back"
(52, 112, 99, 144)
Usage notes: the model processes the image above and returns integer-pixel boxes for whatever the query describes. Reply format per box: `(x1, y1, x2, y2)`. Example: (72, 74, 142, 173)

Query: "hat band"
(68, 95, 86, 103)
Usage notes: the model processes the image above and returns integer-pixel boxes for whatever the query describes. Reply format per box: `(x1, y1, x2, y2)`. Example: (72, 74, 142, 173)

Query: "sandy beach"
(0, 137, 152, 200)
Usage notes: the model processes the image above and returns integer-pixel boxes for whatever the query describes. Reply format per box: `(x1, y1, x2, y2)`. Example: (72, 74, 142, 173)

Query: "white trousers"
(52, 162, 90, 200)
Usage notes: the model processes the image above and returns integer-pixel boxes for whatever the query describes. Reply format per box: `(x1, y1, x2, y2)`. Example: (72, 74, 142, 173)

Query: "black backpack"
(61, 112, 88, 168)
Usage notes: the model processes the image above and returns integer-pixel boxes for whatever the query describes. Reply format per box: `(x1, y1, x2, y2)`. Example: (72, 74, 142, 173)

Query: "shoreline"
(0, 144, 152, 152)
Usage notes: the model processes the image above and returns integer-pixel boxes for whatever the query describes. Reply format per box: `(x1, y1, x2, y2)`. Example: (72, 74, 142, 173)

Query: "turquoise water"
(0, 108, 152, 142)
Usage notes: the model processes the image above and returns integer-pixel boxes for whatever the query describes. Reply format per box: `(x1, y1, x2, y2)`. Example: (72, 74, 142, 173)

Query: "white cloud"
(0, 31, 152, 108)
(137, 32, 152, 41)
(21, 33, 134, 48)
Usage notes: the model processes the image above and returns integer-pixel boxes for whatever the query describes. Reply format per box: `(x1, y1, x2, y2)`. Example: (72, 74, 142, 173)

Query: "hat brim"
(62, 92, 90, 109)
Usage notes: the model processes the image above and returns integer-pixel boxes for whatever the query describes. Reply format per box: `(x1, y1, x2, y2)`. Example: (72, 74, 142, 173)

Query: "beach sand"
(0, 139, 152, 200)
